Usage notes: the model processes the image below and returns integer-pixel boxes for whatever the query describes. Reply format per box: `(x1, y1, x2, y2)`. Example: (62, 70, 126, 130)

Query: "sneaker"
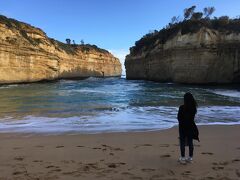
(186, 157, 193, 163)
(178, 157, 186, 164)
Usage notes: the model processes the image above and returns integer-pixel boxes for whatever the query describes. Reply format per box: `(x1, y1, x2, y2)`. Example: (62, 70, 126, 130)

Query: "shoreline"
(0, 76, 122, 86)
(0, 123, 240, 137)
(0, 124, 239, 179)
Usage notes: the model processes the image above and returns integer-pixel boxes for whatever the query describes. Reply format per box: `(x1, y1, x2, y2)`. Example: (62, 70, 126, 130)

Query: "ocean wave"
(0, 84, 20, 89)
(197, 121, 240, 126)
(0, 105, 240, 134)
(85, 77, 103, 81)
(208, 89, 240, 98)
(0, 78, 240, 134)
(69, 89, 107, 94)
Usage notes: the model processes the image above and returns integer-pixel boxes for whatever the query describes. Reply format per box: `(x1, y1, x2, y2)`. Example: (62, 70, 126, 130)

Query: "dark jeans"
(180, 136, 194, 157)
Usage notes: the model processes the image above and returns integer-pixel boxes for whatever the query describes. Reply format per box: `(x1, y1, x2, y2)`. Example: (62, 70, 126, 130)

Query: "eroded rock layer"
(125, 28, 240, 84)
(0, 15, 122, 84)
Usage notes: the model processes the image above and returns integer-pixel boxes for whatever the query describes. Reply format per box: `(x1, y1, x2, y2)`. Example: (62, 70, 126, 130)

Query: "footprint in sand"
(212, 161, 229, 166)
(182, 171, 191, 175)
(201, 152, 214, 155)
(201, 177, 215, 180)
(51, 168, 62, 172)
(13, 147, 22, 150)
(134, 144, 153, 148)
(101, 144, 124, 151)
(212, 161, 229, 170)
(56, 145, 64, 148)
(212, 166, 224, 170)
(174, 144, 200, 147)
(45, 165, 62, 172)
(232, 159, 240, 163)
(33, 160, 43, 163)
(141, 168, 156, 172)
(46, 165, 55, 168)
(141, 144, 152, 146)
(76, 145, 85, 148)
(86, 163, 101, 170)
(107, 162, 126, 168)
(119, 162, 126, 165)
(108, 163, 117, 168)
(160, 154, 171, 158)
(112, 147, 124, 151)
(93, 147, 102, 150)
(159, 144, 169, 147)
(236, 170, 240, 177)
(167, 170, 175, 176)
(77, 163, 102, 172)
(102, 144, 110, 148)
(14, 156, 24, 161)
(82, 165, 90, 171)
(12, 171, 25, 175)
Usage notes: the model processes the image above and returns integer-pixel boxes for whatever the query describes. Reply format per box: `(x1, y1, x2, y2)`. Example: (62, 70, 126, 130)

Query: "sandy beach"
(0, 125, 239, 180)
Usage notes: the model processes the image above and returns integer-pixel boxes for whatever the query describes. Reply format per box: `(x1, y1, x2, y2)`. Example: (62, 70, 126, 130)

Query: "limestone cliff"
(125, 21, 240, 84)
(0, 15, 121, 84)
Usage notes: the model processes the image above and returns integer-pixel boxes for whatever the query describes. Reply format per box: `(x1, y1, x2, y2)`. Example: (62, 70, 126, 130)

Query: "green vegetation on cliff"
(0, 14, 109, 55)
(0, 14, 45, 35)
(130, 6, 240, 56)
(49, 38, 109, 55)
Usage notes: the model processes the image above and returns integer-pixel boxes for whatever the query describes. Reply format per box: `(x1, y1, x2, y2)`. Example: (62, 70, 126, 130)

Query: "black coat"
(177, 105, 199, 141)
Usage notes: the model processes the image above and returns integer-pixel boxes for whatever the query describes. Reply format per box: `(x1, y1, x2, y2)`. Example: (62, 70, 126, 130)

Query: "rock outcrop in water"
(125, 17, 240, 84)
(0, 15, 121, 84)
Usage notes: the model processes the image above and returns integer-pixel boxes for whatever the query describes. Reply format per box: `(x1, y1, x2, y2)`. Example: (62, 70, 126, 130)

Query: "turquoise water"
(0, 78, 239, 133)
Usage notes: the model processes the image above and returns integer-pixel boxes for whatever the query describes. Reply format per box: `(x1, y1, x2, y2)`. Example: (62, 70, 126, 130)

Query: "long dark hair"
(184, 92, 197, 115)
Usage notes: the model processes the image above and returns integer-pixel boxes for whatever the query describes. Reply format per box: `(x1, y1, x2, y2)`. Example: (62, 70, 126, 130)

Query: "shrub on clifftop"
(130, 6, 240, 56)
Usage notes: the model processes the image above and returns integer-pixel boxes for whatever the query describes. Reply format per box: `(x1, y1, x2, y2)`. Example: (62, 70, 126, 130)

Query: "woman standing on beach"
(177, 92, 199, 164)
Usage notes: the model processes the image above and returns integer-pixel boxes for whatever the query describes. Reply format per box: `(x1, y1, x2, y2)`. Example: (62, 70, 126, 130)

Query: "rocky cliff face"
(0, 15, 121, 84)
(125, 28, 240, 84)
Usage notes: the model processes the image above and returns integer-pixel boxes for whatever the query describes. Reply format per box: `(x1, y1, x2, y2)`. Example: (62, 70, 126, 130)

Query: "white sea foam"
(0, 84, 20, 89)
(209, 89, 240, 98)
(0, 105, 239, 134)
(0, 78, 240, 134)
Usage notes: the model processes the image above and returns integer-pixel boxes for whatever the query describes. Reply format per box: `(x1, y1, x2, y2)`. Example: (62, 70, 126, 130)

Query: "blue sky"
(1, 0, 240, 69)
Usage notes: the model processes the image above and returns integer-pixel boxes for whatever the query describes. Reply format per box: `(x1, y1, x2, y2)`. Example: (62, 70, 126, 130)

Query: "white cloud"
(108, 49, 129, 76)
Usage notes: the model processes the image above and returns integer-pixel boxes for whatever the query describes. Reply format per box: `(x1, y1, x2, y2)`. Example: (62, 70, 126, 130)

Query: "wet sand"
(0, 125, 239, 180)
